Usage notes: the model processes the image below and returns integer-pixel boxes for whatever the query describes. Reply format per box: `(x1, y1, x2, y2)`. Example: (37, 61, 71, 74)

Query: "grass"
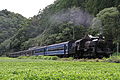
(0, 57, 120, 80)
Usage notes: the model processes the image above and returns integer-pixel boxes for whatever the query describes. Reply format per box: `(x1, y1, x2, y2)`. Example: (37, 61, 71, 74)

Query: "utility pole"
(73, 25, 75, 40)
(116, 14, 119, 55)
(68, 21, 75, 40)
(117, 42, 119, 54)
(68, 7, 75, 40)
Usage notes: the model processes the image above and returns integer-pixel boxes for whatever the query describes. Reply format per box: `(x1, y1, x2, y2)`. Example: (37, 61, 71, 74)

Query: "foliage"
(21, 22, 87, 48)
(17, 56, 29, 59)
(0, 10, 28, 55)
(0, 9, 28, 44)
(49, 0, 120, 15)
(0, 58, 120, 79)
(111, 52, 120, 56)
(96, 7, 120, 43)
(60, 57, 74, 61)
(104, 54, 120, 63)
(85, 0, 120, 15)
(17, 55, 59, 60)
(38, 56, 59, 60)
(90, 7, 120, 46)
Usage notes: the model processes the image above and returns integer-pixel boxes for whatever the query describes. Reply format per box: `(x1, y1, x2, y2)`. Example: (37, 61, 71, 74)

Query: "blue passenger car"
(45, 41, 75, 56)
(34, 47, 46, 56)
(33, 41, 75, 56)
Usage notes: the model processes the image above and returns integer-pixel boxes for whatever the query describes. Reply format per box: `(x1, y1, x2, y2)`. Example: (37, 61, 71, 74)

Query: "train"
(8, 34, 113, 58)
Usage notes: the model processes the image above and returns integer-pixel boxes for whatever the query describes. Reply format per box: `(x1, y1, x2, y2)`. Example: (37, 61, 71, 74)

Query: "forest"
(0, 0, 120, 56)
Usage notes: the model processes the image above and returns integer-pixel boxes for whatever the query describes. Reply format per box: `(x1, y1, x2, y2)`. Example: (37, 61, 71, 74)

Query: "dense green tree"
(0, 9, 28, 55)
(85, 0, 120, 15)
(91, 7, 120, 43)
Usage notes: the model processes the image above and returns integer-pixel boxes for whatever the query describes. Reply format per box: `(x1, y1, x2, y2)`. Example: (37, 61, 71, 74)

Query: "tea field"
(0, 57, 120, 80)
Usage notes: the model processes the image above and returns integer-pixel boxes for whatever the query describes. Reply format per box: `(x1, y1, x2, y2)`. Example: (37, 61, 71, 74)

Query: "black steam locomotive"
(8, 35, 113, 58)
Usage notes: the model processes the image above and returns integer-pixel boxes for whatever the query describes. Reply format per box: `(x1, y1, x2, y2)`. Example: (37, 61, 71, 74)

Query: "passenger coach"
(34, 41, 76, 57)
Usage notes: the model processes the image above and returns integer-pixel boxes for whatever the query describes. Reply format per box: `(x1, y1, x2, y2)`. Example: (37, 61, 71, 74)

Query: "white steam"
(49, 7, 94, 27)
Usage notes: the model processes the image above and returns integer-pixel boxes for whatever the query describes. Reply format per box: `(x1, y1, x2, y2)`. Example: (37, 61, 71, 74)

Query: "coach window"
(48, 46, 64, 51)
(35, 49, 44, 53)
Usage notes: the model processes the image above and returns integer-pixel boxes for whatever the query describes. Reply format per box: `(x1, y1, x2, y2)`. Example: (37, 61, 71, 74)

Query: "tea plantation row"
(0, 57, 120, 80)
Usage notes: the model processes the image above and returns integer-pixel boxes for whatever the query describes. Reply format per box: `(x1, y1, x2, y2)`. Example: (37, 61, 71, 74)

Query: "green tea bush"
(51, 56, 59, 60)
(37, 55, 43, 59)
(17, 55, 59, 60)
(104, 54, 120, 63)
(60, 57, 74, 61)
(43, 56, 51, 60)
(29, 56, 38, 59)
(17, 56, 29, 59)
(38, 55, 59, 60)
(1, 58, 120, 80)
(111, 52, 120, 56)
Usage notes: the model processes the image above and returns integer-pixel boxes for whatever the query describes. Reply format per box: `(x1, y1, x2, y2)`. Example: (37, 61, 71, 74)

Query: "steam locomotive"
(8, 35, 113, 58)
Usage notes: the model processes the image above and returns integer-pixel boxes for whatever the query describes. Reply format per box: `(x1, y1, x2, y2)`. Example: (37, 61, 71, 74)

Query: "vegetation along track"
(0, 57, 120, 80)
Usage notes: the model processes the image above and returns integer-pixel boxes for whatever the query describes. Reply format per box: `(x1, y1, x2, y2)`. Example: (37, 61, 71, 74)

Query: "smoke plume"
(49, 7, 94, 27)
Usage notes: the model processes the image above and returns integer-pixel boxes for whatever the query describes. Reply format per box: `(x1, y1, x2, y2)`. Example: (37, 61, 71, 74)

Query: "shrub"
(17, 55, 59, 60)
(41, 56, 59, 60)
(17, 56, 29, 59)
(37, 55, 43, 59)
(104, 55, 120, 63)
(60, 57, 74, 61)
(29, 56, 38, 59)
(51, 56, 59, 60)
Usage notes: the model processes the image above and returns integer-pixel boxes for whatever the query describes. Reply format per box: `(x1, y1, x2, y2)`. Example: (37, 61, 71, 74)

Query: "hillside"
(0, 0, 120, 55)
(0, 9, 28, 43)
(0, 10, 28, 55)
